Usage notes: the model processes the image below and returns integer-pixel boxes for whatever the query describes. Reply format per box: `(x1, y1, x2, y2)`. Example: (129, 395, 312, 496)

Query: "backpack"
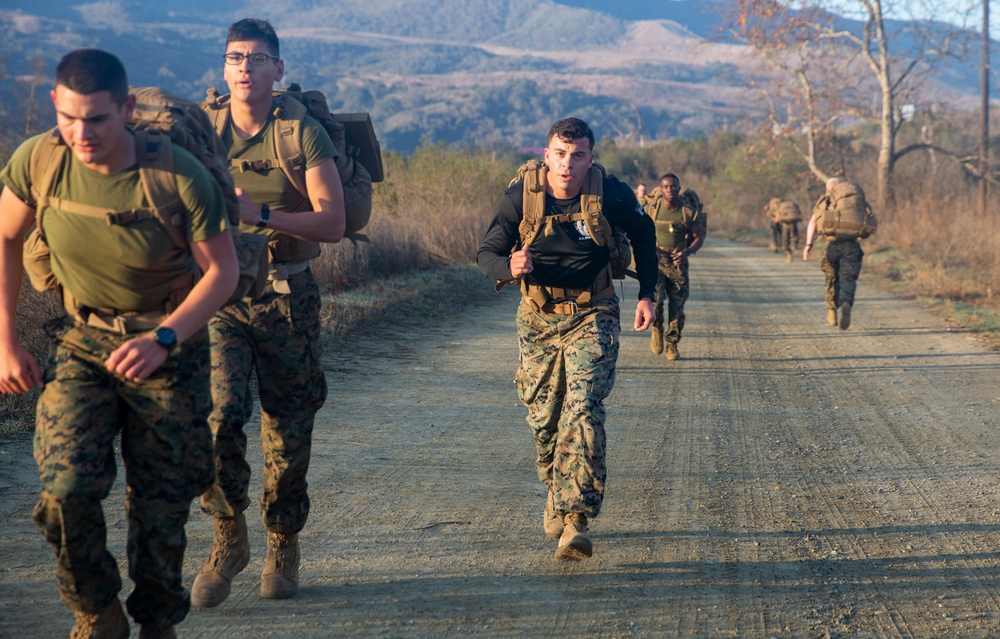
(776, 200, 802, 223)
(511, 159, 637, 281)
(646, 187, 704, 250)
(820, 181, 878, 239)
(23, 86, 269, 306)
(202, 83, 382, 250)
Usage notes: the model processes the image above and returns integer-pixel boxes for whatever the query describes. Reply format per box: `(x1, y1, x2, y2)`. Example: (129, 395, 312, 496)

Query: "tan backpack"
(512, 160, 636, 281)
(202, 83, 381, 252)
(646, 187, 704, 250)
(776, 200, 802, 223)
(24, 86, 269, 307)
(821, 182, 877, 239)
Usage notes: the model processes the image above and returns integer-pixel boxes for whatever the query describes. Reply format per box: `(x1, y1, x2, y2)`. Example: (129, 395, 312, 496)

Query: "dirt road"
(2, 240, 999, 638)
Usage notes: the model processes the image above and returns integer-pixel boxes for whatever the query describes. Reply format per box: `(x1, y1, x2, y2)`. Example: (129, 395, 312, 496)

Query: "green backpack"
(202, 83, 382, 252)
(23, 86, 269, 308)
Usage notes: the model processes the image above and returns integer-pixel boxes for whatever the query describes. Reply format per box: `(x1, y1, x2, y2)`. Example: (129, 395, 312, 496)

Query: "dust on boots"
(191, 513, 250, 608)
(261, 532, 300, 599)
(554, 513, 593, 561)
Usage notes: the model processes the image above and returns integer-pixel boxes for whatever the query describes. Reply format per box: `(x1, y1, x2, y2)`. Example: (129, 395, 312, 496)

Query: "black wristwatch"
(256, 203, 270, 228)
(152, 326, 178, 353)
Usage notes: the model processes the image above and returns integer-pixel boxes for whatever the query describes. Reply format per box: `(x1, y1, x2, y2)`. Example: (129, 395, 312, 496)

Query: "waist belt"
(76, 307, 167, 335)
(533, 285, 615, 315)
(656, 244, 686, 254)
(521, 268, 615, 315)
(267, 260, 310, 295)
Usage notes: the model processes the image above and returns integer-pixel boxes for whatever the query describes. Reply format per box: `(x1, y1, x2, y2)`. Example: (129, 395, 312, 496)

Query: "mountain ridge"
(0, 0, 988, 153)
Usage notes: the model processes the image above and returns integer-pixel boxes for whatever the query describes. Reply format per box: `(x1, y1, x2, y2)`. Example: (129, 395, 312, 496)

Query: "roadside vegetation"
(2, 108, 997, 433)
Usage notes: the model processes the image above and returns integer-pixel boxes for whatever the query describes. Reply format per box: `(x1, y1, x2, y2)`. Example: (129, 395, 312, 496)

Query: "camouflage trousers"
(200, 268, 327, 535)
(821, 239, 864, 310)
(654, 254, 689, 345)
(514, 296, 621, 519)
(780, 221, 799, 255)
(770, 222, 782, 250)
(33, 317, 213, 627)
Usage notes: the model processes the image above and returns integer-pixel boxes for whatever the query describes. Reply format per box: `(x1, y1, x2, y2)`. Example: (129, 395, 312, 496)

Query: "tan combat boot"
(543, 489, 563, 539)
(191, 513, 250, 608)
(554, 513, 593, 561)
(261, 532, 299, 599)
(139, 627, 176, 639)
(826, 308, 837, 326)
(70, 598, 129, 639)
(785, 252, 793, 263)
(839, 302, 852, 330)
(650, 325, 663, 354)
(665, 342, 680, 361)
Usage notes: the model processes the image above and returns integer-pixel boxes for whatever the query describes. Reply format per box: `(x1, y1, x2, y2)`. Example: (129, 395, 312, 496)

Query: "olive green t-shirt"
(1, 132, 230, 312)
(223, 114, 337, 238)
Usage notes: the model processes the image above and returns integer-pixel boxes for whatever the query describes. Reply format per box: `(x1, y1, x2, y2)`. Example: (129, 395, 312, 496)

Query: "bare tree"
(728, 0, 975, 211)
(980, 0, 990, 217)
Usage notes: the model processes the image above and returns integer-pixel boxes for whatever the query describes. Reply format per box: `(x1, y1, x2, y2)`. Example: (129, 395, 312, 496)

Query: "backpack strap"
(518, 160, 547, 248)
(579, 165, 611, 248)
(134, 129, 187, 249)
(28, 129, 187, 249)
(271, 94, 310, 202)
(27, 129, 68, 237)
(202, 88, 232, 140)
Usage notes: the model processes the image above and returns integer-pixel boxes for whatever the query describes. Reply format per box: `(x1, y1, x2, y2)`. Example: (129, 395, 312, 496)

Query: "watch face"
(155, 327, 177, 349)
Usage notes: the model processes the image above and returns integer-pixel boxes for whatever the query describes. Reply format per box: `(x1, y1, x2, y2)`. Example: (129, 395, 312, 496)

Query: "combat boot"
(191, 513, 250, 608)
(139, 627, 176, 639)
(543, 489, 563, 539)
(826, 308, 837, 326)
(665, 342, 680, 361)
(785, 252, 793, 263)
(261, 532, 299, 599)
(70, 598, 129, 639)
(839, 302, 852, 330)
(554, 513, 593, 561)
(650, 325, 663, 354)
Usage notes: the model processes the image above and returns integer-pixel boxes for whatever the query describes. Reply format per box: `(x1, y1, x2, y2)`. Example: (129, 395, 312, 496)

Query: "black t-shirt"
(477, 175, 657, 300)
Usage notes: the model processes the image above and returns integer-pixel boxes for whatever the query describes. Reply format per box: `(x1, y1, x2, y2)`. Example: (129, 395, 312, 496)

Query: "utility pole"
(981, 0, 991, 217)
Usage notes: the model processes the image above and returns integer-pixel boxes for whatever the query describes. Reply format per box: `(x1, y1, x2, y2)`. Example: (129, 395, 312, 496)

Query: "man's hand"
(802, 245, 811, 261)
(634, 297, 655, 331)
(671, 249, 688, 266)
(509, 240, 533, 278)
(235, 187, 264, 226)
(0, 344, 43, 394)
(105, 334, 168, 383)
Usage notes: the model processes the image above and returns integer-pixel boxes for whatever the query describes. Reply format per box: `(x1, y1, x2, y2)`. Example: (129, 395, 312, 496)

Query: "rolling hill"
(0, 0, 988, 153)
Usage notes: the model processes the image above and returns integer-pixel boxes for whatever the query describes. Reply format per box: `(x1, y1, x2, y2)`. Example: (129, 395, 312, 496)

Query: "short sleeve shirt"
(1, 132, 230, 312)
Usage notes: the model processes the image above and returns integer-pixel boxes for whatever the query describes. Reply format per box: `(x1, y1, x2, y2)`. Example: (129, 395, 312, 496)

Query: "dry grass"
(311, 143, 519, 295)
(1, 286, 61, 434)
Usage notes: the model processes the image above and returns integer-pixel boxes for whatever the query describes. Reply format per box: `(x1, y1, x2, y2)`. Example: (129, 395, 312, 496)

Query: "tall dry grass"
(1, 286, 61, 432)
(311, 142, 520, 295)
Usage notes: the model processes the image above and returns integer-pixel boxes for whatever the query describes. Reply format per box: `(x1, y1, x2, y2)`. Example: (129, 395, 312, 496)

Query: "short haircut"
(825, 177, 842, 192)
(227, 18, 280, 57)
(547, 117, 595, 150)
(659, 173, 680, 187)
(53, 48, 128, 106)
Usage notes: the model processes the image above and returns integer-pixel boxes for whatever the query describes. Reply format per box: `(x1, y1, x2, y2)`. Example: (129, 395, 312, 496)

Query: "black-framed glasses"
(224, 52, 279, 66)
